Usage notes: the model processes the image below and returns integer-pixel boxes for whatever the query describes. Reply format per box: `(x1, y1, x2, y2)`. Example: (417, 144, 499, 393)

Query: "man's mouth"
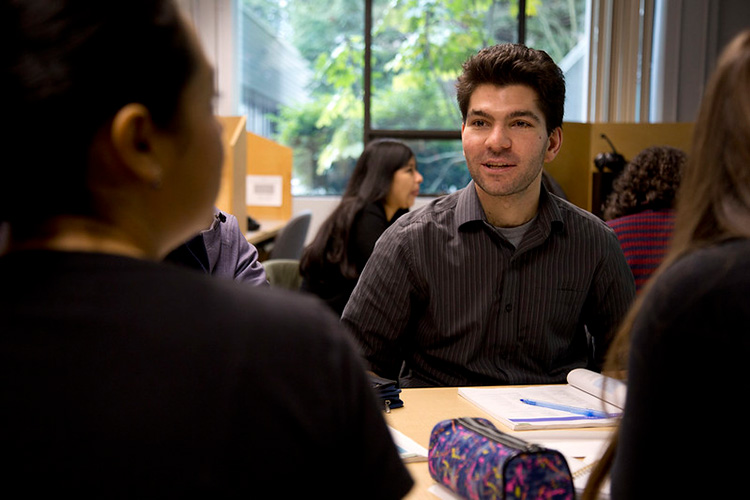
(483, 162, 514, 169)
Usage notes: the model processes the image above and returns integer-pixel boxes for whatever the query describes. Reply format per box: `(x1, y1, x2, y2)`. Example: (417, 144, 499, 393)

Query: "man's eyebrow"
(466, 109, 493, 120)
(466, 108, 543, 123)
(507, 110, 542, 123)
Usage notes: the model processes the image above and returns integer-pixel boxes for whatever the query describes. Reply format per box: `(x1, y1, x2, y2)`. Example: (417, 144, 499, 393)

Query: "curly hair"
(602, 145, 687, 221)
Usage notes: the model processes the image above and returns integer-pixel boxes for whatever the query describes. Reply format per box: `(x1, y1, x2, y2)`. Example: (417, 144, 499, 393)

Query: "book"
(458, 368, 626, 430)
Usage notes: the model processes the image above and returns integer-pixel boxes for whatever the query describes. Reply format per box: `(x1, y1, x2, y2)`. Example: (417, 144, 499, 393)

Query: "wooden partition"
(245, 132, 293, 221)
(215, 117, 294, 233)
(547, 122, 695, 212)
(215, 115, 248, 232)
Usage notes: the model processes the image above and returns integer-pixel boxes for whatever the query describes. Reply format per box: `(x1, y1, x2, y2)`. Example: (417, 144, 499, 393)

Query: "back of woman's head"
(343, 139, 415, 203)
(674, 29, 750, 247)
(602, 145, 686, 221)
(1, 0, 196, 225)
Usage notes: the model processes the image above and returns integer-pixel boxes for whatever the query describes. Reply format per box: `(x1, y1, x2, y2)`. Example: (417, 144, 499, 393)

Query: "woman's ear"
(109, 103, 164, 188)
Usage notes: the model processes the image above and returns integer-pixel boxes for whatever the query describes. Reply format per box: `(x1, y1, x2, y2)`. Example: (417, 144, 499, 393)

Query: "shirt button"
(505, 303, 512, 312)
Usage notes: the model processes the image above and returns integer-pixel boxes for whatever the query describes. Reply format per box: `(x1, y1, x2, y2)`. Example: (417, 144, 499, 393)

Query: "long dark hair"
(583, 29, 750, 499)
(1, 0, 196, 229)
(300, 139, 415, 280)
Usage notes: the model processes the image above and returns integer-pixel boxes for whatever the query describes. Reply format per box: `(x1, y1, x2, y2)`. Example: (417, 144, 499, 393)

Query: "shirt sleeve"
(224, 213, 269, 286)
(341, 223, 419, 380)
(584, 230, 636, 369)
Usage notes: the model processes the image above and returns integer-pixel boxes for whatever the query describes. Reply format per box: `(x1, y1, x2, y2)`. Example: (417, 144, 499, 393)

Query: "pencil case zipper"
(456, 417, 542, 453)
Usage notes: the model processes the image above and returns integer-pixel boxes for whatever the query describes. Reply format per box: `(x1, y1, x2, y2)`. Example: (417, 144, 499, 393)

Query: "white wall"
(176, 0, 239, 116)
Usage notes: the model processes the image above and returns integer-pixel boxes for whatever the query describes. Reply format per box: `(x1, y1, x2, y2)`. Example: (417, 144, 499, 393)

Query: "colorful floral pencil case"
(428, 417, 575, 500)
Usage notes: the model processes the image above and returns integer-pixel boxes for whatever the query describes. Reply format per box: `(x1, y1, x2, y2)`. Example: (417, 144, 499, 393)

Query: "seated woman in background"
(300, 139, 423, 315)
(583, 29, 750, 500)
(0, 1, 412, 497)
(602, 145, 686, 291)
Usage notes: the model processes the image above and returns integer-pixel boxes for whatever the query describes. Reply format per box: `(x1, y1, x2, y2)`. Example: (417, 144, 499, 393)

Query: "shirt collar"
(456, 180, 565, 233)
(455, 181, 487, 228)
(537, 184, 565, 232)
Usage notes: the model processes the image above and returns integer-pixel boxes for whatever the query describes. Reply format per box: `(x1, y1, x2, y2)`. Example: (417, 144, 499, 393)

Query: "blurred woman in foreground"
(0, 1, 411, 497)
(583, 29, 750, 499)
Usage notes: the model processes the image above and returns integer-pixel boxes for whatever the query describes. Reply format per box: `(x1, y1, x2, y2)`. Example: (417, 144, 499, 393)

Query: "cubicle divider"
(547, 122, 695, 214)
(244, 132, 292, 222)
(215, 115, 248, 232)
(215, 116, 294, 237)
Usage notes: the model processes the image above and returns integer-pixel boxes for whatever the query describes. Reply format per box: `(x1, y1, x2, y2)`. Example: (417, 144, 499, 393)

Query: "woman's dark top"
(302, 202, 407, 316)
(0, 250, 413, 498)
(610, 238, 750, 499)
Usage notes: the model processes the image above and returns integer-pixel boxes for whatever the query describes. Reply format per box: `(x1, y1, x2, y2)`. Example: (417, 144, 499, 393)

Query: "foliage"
(247, 0, 586, 195)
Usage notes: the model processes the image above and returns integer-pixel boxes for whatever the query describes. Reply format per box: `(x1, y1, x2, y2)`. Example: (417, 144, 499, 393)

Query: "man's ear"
(109, 103, 164, 187)
(460, 121, 466, 156)
(544, 126, 563, 163)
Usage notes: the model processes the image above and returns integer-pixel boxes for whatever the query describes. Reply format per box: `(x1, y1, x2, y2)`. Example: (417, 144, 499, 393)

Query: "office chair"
(263, 259, 303, 291)
(267, 210, 312, 260)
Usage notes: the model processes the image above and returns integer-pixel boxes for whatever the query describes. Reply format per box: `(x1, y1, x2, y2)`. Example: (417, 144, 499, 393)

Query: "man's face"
(461, 83, 561, 202)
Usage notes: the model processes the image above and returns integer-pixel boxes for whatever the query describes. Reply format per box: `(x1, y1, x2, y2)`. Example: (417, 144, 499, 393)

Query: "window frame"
(362, 0, 529, 146)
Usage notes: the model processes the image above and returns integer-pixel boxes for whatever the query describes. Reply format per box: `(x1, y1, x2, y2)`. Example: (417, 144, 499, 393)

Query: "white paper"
(388, 426, 428, 463)
(428, 484, 462, 499)
(521, 429, 612, 458)
(246, 175, 283, 206)
(568, 454, 611, 499)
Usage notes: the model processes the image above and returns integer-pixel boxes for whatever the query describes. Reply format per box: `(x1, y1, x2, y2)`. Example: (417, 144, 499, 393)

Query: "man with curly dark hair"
(603, 145, 687, 291)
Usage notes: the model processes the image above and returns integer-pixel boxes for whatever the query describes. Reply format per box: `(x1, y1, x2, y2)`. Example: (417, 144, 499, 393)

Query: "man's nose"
(486, 125, 511, 150)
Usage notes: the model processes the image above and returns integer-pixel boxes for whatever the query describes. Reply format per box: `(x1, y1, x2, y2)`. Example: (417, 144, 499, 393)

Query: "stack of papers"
(388, 426, 428, 463)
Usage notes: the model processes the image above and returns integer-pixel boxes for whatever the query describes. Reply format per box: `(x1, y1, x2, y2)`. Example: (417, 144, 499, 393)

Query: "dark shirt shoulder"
(0, 251, 412, 498)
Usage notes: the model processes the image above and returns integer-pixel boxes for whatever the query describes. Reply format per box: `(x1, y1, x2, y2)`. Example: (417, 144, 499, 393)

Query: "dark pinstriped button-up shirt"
(341, 181, 636, 387)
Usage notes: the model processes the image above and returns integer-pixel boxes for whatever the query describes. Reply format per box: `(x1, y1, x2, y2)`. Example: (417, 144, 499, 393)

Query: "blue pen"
(519, 398, 620, 419)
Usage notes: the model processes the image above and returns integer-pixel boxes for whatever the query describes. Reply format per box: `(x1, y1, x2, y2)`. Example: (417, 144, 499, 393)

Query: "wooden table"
(385, 387, 614, 499)
(244, 218, 289, 247)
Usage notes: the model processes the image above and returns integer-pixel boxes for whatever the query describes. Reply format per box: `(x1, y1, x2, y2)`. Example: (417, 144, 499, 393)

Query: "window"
(238, 0, 590, 196)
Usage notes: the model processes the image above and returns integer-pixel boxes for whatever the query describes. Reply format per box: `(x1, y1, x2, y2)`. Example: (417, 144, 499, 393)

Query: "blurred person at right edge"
(583, 29, 750, 499)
